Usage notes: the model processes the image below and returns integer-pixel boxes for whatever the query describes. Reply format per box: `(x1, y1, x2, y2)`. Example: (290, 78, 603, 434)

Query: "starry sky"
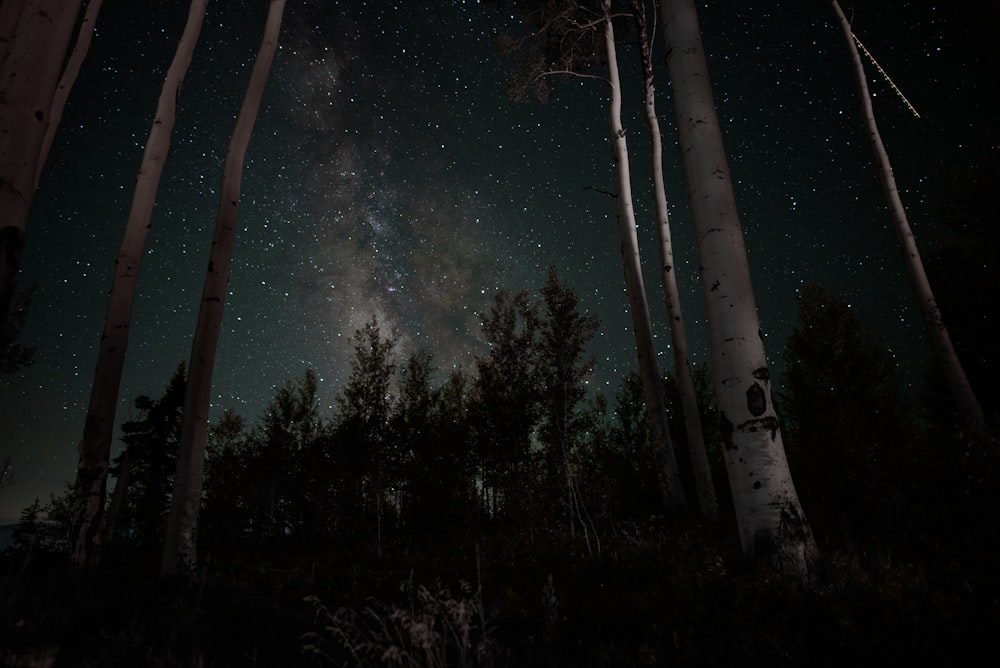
(1, 0, 996, 521)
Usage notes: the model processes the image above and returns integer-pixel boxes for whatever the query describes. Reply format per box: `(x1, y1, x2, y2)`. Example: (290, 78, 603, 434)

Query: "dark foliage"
(0, 284, 36, 375)
(3, 275, 997, 665)
(105, 362, 187, 549)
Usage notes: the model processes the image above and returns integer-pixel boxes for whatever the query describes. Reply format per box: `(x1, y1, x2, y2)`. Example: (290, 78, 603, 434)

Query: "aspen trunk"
(660, 0, 817, 577)
(163, 0, 287, 575)
(830, 0, 984, 435)
(631, 0, 717, 520)
(69, 0, 209, 569)
(0, 0, 83, 321)
(602, 0, 686, 511)
(35, 0, 104, 190)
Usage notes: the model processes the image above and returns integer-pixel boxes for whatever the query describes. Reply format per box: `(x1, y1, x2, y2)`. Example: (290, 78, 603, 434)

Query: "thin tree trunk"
(35, 0, 105, 190)
(830, 0, 984, 435)
(162, 0, 287, 576)
(0, 0, 83, 323)
(660, 0, 817, 577)
(602, 0, 686, 511)
(632, 0, 718, 520)
(102, 447, 131, 546)
(69, 0, 209, 569)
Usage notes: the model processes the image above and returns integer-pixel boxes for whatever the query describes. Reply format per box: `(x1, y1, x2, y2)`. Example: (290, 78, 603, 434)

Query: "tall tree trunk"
(162, 0, 287, 576)
(102, 447, 131, 546)
(602, 0, 686, 511)
(830, 0, 984, 435)
(660, 0, 817, 577)
(0, 0, 83, 323)
(632, 0, 717, 520)
(35, 0, 104, 190)
(69, 0, 209, 569)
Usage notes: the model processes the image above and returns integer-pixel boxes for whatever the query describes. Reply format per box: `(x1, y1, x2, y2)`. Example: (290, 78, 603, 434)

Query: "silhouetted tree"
(782, 283, 919, 541)
(538, 266, 600, 549)
(491, 0, 687, 511)
(392, 349, 434, 528)
(200, 408, 251, 551)
(105, 363, 186, 550)
(0, 284, 35, 374)
(335, 317, 398, 558)
(247, 369, 325, 544)
(472, 289, 541, 530)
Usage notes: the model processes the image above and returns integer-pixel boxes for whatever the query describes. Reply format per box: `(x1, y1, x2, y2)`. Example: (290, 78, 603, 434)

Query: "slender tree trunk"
(830, 0, 984, 435)
(162, 0, 287, 576)
(35, 0, 104, 190)
(660, 0, 817, 577)
(0, 0, 83, 323)
(69, 0, 209, 569)
(102, 447, 131, 546)
(632, 0, 717, 520)
(602, 0, 686, 511)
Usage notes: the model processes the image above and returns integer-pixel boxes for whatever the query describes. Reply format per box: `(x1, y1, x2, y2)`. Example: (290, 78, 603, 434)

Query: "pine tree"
(335, 317, 398, 558)
(538, 266, 600, 548)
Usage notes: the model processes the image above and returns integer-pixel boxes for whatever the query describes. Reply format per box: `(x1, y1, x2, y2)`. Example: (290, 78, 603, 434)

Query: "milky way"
(1, 0, 995, 520)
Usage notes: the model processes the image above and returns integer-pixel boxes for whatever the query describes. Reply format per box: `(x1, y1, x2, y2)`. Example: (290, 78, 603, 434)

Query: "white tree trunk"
(660, 0, 817, 577)
(69, 0, 209, 569)
(34, 0, 104, 190)
(602, 0, 686, 511)
(830, 0, 984, 435)
(631, 0, 718, 520)
(0, 0, 82, 321)
(162, 0, 287, 576)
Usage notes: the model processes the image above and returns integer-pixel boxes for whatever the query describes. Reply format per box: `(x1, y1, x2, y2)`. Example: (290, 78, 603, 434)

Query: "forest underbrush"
(2, 512, 996, 667)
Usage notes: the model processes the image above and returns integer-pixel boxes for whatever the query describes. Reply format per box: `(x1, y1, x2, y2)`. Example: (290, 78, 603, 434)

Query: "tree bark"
(829, 0, 984, 435)
(35, 0, 105, 190)
(69, 0, 209, 569)
(631, 0, 717, 520)
(602, 0, 686, 511)
(660, 0, 817, 577)
(0, 0, 83, 323)
(162, 0, 287, 576)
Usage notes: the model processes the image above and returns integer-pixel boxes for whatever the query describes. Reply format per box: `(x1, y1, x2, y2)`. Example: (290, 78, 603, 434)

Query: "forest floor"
(2, 516, 997, 667)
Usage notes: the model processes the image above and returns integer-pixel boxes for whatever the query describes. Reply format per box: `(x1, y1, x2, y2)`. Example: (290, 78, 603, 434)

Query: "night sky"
(1, 0, 996, 522)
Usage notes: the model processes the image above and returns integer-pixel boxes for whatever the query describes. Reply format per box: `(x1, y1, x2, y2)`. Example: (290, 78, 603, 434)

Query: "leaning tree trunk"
(69, 0, 209, 569)
(631, 0, 717, 520)
(0, 0, 83, 323)
(162, 0, 287, 576)
(830, 0, 984, 435)
(34, 0, 104, 190)
(602, 0, 686, 511)
(660, 0, 817, 577)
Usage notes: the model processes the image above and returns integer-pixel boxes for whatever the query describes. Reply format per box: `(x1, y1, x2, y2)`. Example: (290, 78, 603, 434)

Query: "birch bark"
(69, 0, 209, 568)
(162, 0, 287, 575)
(602, 0, 686, 511)
(632, 0, 717, 519)
(0, 0, 83, 322)
(830, 0, 984, 435)
(660, 0, 817, 576)
(35, 0, 105, 190)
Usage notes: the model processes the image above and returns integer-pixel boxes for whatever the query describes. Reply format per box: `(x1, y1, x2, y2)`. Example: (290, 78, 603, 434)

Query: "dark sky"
(1, 0, 996, 521)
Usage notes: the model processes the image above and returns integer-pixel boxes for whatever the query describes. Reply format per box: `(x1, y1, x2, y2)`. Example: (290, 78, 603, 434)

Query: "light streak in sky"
(852, 32, 921, 119)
